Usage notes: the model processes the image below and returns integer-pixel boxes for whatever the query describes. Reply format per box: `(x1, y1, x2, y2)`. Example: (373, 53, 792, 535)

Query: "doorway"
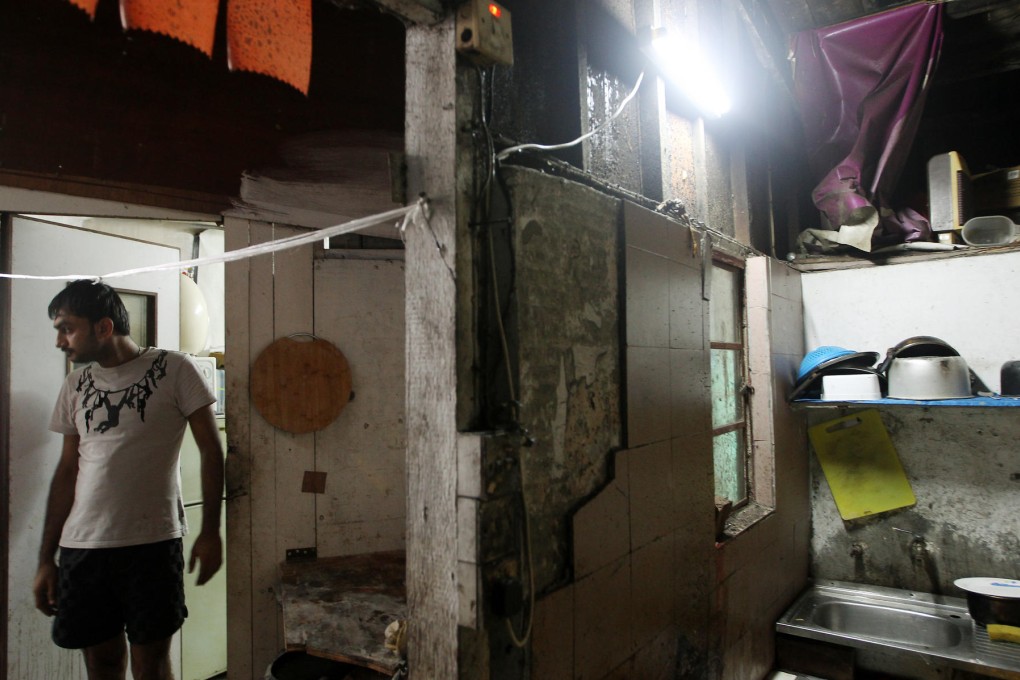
(2, 211, 226, 680)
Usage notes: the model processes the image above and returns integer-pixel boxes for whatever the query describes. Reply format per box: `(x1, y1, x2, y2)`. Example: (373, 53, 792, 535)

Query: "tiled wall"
(530, 203, 809, 680)
(715, 258, 809, 680)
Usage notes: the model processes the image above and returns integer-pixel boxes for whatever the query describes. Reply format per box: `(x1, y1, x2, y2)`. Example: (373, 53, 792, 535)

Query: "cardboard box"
(973, 165, 1020, 211)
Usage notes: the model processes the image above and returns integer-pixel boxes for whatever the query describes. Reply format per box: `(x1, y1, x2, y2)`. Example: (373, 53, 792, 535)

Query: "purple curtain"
(792, 3, 943, 249)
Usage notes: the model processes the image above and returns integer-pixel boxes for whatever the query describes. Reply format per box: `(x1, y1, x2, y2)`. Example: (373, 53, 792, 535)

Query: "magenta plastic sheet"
(792, 3, 943, 247)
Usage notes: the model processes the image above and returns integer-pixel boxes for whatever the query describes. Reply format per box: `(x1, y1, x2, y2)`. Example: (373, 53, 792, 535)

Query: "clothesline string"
(0, 201, 427, 283)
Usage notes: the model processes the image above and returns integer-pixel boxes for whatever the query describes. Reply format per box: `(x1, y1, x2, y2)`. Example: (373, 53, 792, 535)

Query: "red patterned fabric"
(227, 0, 313, 95)
(66, 0, 100, 19)
(120, 0, 220, 57)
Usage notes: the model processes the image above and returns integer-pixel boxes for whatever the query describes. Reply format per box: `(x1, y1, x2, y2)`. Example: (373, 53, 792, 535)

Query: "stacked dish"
(790, 336, 976, 402)
(788, 346, 881, 402)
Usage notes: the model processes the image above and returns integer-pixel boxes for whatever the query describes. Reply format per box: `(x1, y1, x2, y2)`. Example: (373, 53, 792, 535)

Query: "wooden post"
(405, 15, 460, 680)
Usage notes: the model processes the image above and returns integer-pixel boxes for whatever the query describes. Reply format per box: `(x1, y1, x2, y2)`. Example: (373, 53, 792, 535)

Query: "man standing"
(33, 279, 224, 680)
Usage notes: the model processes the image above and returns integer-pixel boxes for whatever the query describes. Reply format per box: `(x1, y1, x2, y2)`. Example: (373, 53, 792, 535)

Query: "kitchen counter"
(278, 550, 407, 675)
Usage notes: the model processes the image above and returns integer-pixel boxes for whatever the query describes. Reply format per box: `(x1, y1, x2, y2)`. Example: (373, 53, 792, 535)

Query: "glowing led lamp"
(488, 3, 502, 18)
(651, 32, 731, 118)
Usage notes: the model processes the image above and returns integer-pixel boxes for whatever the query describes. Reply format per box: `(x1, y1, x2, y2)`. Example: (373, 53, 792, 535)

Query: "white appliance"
(179, 415, 228, 680)
(192, 357, 223, 414)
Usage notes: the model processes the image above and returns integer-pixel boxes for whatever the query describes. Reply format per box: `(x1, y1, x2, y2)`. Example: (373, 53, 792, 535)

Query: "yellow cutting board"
(808, 409, 916, 520)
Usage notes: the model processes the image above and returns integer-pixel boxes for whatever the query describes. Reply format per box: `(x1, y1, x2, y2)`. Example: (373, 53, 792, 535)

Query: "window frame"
(713, 254, 777, 539)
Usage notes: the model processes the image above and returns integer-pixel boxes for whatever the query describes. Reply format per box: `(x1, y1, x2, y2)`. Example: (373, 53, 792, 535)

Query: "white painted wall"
(6, 217, 180, 679)
(802, 249, 1020, 610)
(27, 215, 226, 353)
(313, 257, 407, 557)
(197, 229, 226, 353)
(801, 251, 1020, 393)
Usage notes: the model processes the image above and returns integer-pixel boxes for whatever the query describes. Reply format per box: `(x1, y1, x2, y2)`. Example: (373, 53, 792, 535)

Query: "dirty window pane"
(713, 430, 746, 501)
(710, 265, 740, 343)
(710, 260, 747, 506)
(711, 348, 743, 428)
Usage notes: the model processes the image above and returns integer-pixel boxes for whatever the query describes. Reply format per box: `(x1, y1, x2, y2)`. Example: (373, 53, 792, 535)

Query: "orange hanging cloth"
(66, 0, 100, 19)
(119, 0, 220, 57)
(226, 0, 312, 95)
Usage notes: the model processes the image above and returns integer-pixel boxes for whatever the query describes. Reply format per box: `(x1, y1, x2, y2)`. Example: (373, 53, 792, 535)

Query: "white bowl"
(821, 374, 881, 401)
(887, 356, 971, 399)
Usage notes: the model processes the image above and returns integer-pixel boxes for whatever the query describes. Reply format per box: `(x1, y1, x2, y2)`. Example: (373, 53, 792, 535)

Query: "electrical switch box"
(456, 0, 514, 66)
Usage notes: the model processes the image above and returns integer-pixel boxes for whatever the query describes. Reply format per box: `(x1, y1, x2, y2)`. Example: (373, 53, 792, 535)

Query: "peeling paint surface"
(504, 167, 622, 592)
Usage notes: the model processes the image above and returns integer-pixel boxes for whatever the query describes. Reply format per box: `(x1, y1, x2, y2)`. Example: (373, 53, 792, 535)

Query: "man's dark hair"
(48, 280, 131, 336)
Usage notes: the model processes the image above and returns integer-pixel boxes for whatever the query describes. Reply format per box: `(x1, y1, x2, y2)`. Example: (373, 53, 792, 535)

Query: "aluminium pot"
(886, 355, 972, 400)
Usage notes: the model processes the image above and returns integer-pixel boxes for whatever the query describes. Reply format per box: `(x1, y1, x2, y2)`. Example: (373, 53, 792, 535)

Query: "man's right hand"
(33, 562, 58, 616)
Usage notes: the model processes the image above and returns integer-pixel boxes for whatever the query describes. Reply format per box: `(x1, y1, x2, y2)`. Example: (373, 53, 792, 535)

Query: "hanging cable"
(474, 64, 537, 651)
(505, 452, 535, 649)
(495, 71, 645, 161)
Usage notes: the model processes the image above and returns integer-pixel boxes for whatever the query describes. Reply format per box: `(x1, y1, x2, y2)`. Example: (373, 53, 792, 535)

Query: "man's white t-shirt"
(49, 348, 215, 549)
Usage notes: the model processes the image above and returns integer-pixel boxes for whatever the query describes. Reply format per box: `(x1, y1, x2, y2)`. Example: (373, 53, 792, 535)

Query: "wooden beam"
(0, 171, 227, 218)
(404, 14, 460, 680)
(0, 215, 11, 680)
(223, 215, 255, 680)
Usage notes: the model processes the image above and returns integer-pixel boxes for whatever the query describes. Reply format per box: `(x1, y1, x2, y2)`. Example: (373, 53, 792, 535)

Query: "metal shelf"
(791, 395, 1020, 409)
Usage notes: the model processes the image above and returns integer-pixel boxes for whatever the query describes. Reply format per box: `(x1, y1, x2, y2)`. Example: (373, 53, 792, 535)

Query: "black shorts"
(52, 538, 188, 649)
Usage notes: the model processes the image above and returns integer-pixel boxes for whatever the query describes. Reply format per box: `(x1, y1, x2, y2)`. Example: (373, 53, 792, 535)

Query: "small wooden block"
(302, 470, 327, 494)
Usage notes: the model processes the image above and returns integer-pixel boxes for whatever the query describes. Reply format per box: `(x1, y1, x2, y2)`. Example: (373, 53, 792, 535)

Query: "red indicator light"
(488, 3, 502, 18)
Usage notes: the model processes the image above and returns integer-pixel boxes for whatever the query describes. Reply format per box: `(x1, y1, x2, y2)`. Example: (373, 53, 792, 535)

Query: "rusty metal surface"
(279, 550, 407, 674)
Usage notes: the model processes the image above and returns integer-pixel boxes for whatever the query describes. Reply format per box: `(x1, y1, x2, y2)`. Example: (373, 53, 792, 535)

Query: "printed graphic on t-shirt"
(76, 350, 169, 433)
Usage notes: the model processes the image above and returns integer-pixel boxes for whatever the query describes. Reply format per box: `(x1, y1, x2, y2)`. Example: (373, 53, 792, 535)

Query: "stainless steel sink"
(776, 580, 1020, 678)
(810, 600, 963, 648)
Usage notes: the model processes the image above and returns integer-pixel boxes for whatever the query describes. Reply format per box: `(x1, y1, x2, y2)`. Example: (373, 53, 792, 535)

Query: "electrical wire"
(473, 65, 536, 650)
(505, 455, 535, 649)
(487, 227, 517, 406)
(495, 71, 646, 161)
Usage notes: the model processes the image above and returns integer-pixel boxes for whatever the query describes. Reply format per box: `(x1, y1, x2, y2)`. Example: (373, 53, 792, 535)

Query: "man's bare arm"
(186, 404, 225, 585)
(33, 434, 80, 615)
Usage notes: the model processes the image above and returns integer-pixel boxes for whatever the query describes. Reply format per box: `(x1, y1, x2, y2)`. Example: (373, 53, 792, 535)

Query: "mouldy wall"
(809, 407, 1020, 593)
(476, 168, 812, 679)
(500, 166, 623, 594)
(469, 166, 623, 679)
(714, 258, 810, 680)
(802, 251, 1020, 593)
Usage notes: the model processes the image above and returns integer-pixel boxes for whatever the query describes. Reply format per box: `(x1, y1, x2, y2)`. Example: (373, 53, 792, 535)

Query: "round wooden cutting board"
(250, 336, 352, 434)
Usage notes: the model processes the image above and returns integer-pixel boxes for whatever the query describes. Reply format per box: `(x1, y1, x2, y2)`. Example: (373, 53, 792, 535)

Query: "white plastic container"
(961, 215, 1017, 246)
(821, 373, 881, 401)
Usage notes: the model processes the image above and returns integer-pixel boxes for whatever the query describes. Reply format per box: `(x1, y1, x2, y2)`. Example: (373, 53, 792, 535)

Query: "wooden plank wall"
(313, 258, 407, 558)
(225, 217, 317, 677)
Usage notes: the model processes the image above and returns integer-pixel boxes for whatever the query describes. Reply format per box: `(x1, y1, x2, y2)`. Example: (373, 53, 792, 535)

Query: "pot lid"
(879, 335, 959, 373)
(955, 577, 1020, 598)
